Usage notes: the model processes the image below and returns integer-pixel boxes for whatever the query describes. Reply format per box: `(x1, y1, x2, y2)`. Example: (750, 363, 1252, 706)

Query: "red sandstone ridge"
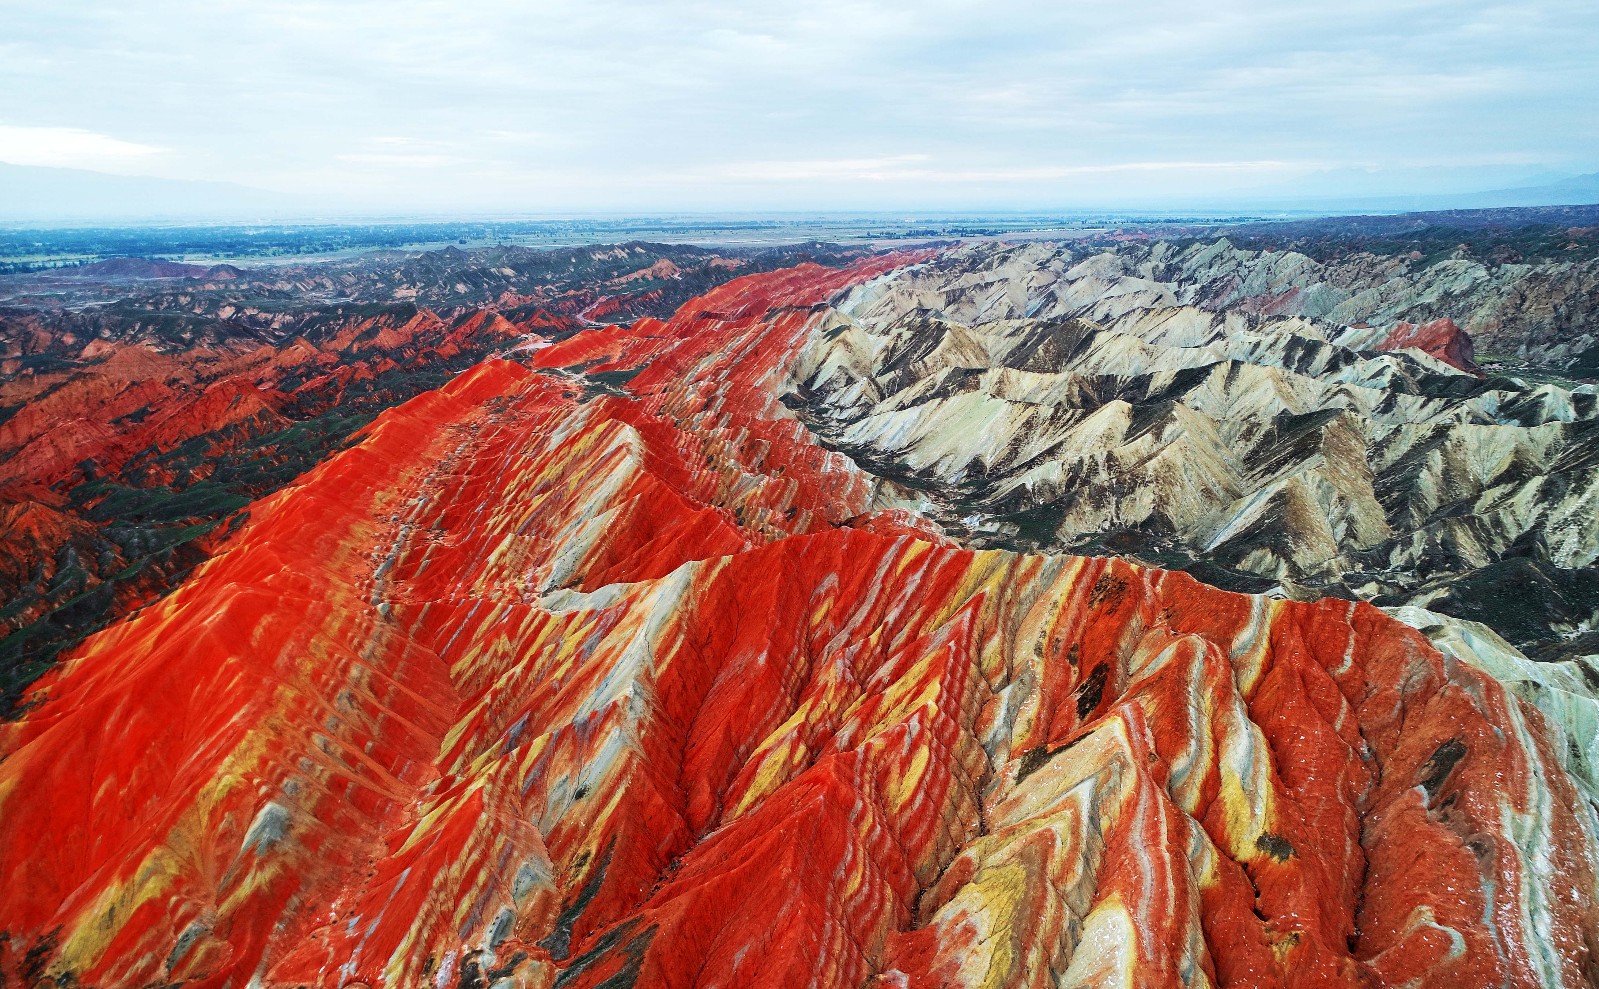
(0, 502, 106, 588)
(0, 244, 814, 699)
(1377, 317, 1480, 373)
(0, 256, 1594, 988)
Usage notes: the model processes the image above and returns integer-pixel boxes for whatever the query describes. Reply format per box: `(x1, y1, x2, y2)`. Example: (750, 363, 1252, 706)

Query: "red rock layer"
(0, 502, 106, 588)
(0, 258, 1595, 989)
(1378, 317, 1480, 374)
(0, 304, 567, 678)
(0, 307, 543, 503)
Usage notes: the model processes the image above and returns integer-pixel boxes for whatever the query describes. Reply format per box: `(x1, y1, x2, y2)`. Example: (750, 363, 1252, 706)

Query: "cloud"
(712, 156, 933, 181)
(708, 157, 1303, 184)
(0, 0, 1594, 211)
(334, 152, 473, 168)
(0, 123, 166, 170)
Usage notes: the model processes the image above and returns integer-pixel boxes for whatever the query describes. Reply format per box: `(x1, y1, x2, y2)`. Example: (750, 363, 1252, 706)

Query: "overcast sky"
(2, 0, 1595, 213)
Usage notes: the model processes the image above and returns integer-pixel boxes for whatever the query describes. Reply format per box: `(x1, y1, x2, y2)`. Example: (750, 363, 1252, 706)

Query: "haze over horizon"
(3, 0, 1598, 218)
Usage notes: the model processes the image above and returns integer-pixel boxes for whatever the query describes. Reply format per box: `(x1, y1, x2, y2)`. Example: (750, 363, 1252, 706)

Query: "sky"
(1, 0, 1597, 214)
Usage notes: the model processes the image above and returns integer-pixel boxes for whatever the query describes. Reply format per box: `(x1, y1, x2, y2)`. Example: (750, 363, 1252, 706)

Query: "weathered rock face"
(788, 242, 1599, 661)
(1042, 237, 1599, 369)
(1376, 317, 1479, 373)
(2, 253, 1597, 988)
(0, 305, 546, 703)
(0, 243, 847, 705)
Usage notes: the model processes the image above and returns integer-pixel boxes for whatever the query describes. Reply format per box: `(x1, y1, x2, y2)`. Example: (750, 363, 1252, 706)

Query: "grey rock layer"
(783, 242, 1599, 661)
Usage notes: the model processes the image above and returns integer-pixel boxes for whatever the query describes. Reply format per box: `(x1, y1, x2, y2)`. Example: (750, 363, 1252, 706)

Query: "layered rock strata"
(788, 243, 1599, 659)
(1, 255, 1596, 988)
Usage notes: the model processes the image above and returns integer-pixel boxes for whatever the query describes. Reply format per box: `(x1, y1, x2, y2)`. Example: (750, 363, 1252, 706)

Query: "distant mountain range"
(1478, 171, 1599, 206)
(1300, 172, 1599, 214)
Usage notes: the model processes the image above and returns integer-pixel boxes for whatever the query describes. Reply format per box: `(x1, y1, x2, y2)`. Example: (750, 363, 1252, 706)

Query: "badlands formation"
(0, 239, 1596, 988)
(0, 242, 840, 703)
(792, 241, 1599, 662)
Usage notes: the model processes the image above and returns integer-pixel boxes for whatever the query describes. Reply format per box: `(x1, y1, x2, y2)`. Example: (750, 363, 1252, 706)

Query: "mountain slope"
(0, 242, 857, 707)
(1, 254, 1596, 989)
(787, 242, 1599, 660)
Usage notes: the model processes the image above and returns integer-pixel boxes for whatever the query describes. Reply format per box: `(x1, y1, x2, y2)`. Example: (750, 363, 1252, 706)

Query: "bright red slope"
(0, 255, 1594, 989)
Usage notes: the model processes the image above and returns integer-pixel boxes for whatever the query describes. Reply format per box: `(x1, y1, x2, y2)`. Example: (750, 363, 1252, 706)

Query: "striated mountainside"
(1051, 235, 1599, 371)
(1, 251, 1597, 988)
(0, 304, 543, 695)
(0, 242, 861, 705)
(789, 241, 1599, 663)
